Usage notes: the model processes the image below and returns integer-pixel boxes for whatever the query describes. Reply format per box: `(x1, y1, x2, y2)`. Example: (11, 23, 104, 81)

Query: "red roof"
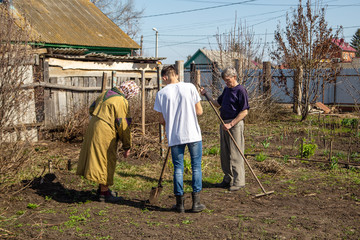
(332, 38, 356, 52)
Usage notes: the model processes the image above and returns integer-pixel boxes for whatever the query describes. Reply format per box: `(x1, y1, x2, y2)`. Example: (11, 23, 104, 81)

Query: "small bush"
(299, 139, 317, 158)
(255, 152, 267, 162)
(0, 141, 35, 193)
(341, 118, 359, 128)
(204, 146, 220, 155)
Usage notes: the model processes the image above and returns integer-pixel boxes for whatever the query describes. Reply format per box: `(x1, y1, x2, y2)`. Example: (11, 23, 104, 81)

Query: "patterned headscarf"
(119, 80, 140, 99)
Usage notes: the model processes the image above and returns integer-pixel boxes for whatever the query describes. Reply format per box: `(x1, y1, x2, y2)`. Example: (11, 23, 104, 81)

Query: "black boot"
(172, 195, 185, 213)
(191, 192, 206, 213)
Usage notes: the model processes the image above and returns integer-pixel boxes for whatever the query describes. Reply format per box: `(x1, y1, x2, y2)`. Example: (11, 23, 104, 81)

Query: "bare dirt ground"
(1, 109, 360, 240)
(0, 140, 359, 240)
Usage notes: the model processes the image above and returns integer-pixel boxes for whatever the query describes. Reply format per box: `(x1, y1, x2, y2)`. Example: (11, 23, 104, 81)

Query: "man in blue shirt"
(201, 67, 250, 191)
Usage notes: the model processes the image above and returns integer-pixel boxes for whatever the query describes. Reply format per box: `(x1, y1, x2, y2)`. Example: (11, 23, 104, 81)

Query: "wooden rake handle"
(158, 147, 171, 187)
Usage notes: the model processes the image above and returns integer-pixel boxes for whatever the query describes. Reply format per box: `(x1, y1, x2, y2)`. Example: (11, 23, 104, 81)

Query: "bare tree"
(271, 0, 341, 120)
(213, 17, 277, 122)
(0, 2, 35, 191)
(91, 0, 144, 38)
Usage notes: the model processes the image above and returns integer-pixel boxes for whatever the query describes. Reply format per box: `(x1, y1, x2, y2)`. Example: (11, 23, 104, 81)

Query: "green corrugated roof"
(12, 0, 140, 50)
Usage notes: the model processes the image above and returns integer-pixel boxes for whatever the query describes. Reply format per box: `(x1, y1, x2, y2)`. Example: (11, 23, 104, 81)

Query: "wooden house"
(3, 0, 164, 141)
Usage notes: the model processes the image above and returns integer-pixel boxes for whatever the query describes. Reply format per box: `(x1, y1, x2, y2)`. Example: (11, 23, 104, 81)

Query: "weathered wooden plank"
(21, 82, 102, 91)
(49, 77, 58, 125)
(72, 77, 79, 111)
(78, 77, 84, 107)
(65, 77, 73, 115)
(57, 77, 67, 123)
(88, 77, 97, 105)
(101, 72, 108, 93)
(48, 57, 157, 71)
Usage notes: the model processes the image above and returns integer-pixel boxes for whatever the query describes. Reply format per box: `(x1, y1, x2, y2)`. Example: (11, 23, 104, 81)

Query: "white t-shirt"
(154, 82, 202, 147)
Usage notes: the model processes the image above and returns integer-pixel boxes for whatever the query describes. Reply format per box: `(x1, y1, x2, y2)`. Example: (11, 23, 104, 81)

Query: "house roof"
(185, 48, 259, 69)
(332, 38, 356, 52)
(11, 0, 140, 50)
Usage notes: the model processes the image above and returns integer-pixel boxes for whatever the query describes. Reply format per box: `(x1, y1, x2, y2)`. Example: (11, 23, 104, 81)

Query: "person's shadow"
(25, 173, 170, 212)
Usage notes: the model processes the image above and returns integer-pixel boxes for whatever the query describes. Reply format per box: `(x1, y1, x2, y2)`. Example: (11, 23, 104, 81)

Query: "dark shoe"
(229, 185, 245, 191)
(99, 190, 123, 203)
(191, 192, 206, 213)
(214, 181, 230, 188)
(172, 195, 185, 213)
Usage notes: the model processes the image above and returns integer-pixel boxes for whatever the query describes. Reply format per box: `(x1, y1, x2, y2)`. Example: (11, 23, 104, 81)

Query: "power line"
(142, 0, 256, 18)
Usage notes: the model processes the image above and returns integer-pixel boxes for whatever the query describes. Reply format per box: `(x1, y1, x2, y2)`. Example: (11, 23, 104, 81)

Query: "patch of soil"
(1, 148, 359, 240)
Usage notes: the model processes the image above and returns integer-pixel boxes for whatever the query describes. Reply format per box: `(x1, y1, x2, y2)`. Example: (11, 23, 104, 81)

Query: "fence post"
(111, 71, 116, 87)
(175, 60, 184, 82)
(101, 72, 108, 93)
(190, 62, 196, 84)
(194, 70, 201, 89)
(157, 65, 165, 157)
(262, 61, 271, 98)
(141, 70, 146, 135)
(212, 62, 221, 96)
(329, 140, 333, 164)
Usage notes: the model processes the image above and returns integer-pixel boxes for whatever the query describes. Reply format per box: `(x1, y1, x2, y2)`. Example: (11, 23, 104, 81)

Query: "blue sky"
(134, 0, 360, 64)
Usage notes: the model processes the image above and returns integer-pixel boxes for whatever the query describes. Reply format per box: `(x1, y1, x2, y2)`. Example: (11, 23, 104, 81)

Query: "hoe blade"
(149, 186, 163, 204)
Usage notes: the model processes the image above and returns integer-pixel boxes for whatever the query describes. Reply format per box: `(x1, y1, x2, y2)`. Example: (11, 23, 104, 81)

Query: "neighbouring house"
(3, 0, 164, 141)
(184, 48, 259, 71)
(184, 48, 260, 95)
(331, 38, 357, 63)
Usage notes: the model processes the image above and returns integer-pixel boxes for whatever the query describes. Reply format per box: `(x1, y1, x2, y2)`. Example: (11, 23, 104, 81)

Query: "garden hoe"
(148, 147, 171, 204)
(202, 89, 274, 198)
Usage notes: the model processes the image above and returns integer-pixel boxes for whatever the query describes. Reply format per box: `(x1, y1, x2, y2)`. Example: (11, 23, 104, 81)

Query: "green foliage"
(27, 203, 39, 209)
(351, 28, 360, 57)
(299, 139, 317, 158)
(255, 152, 267, 162)
(341, 118, 359, 128)
(261, 137, 272, 149)
(16, 210, 26, 215)
(330, 156, 338, 170)
(203, 146, 220, 155)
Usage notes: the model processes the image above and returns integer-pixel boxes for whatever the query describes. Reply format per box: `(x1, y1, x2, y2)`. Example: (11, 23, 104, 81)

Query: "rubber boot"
(172, 195, 185, 213)
(191, 192, 206, 213)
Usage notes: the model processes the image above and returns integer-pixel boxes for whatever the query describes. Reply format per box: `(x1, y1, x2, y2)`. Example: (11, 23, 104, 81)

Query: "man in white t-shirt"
(154, 65, 206, 213)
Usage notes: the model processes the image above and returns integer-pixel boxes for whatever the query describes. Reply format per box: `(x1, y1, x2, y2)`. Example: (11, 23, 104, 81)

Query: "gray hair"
(221, 67, 237, 79)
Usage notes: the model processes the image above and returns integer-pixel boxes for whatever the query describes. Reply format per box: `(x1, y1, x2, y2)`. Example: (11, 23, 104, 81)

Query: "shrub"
(255, 152, 267, 162)
(0, 142, 35, 193)
(341, 118, 359, 128)
(299, 139, 317, 158)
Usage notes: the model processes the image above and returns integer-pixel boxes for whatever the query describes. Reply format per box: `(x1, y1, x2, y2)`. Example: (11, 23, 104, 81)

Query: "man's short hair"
(221, 67, 237, 79)
(161, 65, 178, 77)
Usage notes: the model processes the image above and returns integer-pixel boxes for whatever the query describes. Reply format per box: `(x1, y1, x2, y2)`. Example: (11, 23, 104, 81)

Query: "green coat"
(76, 87, 131, 186)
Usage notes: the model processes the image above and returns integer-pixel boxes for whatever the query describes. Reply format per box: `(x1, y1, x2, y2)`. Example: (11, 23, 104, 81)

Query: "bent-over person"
(77, 81, 139, 203)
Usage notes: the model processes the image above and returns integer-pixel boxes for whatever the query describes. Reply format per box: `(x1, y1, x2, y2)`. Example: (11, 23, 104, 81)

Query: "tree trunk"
(293, 66, 303, 115)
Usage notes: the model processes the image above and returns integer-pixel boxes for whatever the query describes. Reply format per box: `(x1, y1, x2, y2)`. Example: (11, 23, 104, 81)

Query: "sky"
(134, 0, 360, 64)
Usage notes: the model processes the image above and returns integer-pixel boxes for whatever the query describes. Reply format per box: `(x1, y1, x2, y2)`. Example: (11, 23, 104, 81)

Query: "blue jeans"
(171, 141, 203, 196)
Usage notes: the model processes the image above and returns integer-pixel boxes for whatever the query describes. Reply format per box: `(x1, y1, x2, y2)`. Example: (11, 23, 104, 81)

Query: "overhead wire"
(142, 0, 256, 18)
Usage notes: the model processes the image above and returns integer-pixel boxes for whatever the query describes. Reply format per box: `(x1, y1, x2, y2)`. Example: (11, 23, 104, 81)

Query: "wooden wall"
(38, 58, 159, 127)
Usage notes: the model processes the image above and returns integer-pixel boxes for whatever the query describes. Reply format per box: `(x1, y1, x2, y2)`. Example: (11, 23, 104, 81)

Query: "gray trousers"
(220, 119, 245, 186)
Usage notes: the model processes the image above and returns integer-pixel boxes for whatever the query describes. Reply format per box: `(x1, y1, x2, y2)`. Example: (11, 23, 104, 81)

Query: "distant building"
(184, 48, 259, 70)
(331, 38, 356, 63)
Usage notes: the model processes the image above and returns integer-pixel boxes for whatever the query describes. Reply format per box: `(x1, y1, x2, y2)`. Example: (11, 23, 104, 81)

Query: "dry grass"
(0, 141, 35, 192)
